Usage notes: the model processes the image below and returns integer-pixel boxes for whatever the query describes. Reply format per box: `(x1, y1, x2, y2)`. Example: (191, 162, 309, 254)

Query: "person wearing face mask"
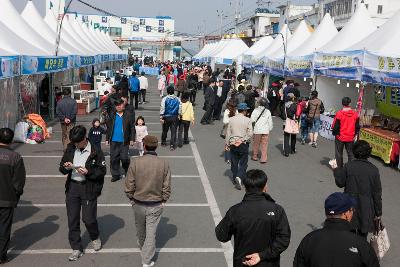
(294, 192, 379, 267)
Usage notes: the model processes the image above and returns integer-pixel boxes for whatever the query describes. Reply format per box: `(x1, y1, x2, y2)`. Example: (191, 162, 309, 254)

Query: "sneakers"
(68, 250, 83, 261)
(301, 140, 306, 145)
(234, 177, 242, 190)
(0, 256, 9, 264)
(92, 238, 102, 251)
(143, 261, 155, 267)
(111, 176, 121, 182)
(312, 142, 318, 148)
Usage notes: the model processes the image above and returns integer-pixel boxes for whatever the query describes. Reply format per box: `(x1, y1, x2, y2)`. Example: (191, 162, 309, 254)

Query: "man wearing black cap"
(294, 192, 379, 267)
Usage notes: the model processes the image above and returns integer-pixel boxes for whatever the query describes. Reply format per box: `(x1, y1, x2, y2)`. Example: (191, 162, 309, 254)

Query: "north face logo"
(349, 247, 358, 253)
(267, 212, 275, 216)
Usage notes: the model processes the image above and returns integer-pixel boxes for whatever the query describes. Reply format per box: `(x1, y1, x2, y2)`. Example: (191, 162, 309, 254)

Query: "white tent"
(243, 36, 273, 57)
(255, 24, 292, 59)
(21, 1, 81, 56)
(194, 43, 214, 60)
(0, 0, 60, 55)
(269, 20, 312, 59)
(213, 39, 248, 64)
(319, 4, 376, 52)
(289, 14, 338, 57)
(98, 30, 124, 54)
(69, 16, 104, 54)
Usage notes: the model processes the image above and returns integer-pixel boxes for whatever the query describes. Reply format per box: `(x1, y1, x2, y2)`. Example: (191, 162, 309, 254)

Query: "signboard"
(80, 56, 96, 67)
(265, 58, 284, 77)
(22, 56, 69, 75)
(363, 52, 400, 87)
(314, 50, 364, 80)
(359, 129, 393, 164)
(0, 56, 20, 79)
(319, 115, 335, 141)
(286, 55, 314, 78)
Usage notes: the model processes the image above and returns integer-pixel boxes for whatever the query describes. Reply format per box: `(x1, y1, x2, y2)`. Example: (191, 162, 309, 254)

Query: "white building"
(235, 9, 280, 39)
(277, 4, 314, 30)
(319, 0, 400, 28)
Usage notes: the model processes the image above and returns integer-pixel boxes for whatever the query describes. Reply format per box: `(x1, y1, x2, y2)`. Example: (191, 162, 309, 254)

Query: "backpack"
(165, 97, 180, 115)
(129, 78, 139, 92)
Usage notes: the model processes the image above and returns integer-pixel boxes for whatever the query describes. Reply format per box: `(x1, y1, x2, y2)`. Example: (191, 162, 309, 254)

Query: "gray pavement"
(7, 77, 400, 267)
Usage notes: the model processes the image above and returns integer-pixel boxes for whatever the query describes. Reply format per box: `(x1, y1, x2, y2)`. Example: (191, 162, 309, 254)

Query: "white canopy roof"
(99, 30, 124, 54)
(320, 4, 376, 52)
(213, 39, 249, 60)
(194, 43, 217, 59)
(68, 16, 104, 54)
(243, 36, 273, 56)
(255, 24, 292, 58)
(0, 0, 58, 55)
(0, 20, 46, 56)
(21, 1, 81, 56)
(289, 13, 338, 57)
(270, 20, 312, 59)
(205, 39, 230, 58)
(349, 8, 400, 55)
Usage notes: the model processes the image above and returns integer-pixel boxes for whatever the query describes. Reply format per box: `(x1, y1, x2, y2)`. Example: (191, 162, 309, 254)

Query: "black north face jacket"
(293, 218, 379, 267)
(216, 192, 291, 267)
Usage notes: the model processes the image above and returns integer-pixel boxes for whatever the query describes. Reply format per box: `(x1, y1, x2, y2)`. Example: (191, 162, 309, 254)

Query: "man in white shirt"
(138, 71, 149, 104)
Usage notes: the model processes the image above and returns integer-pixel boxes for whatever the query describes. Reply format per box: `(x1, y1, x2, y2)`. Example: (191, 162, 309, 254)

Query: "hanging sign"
(0, 56, 20, 79)
(363, 52, 400, 87)
(22, 56, 69, 75)
(286, 55, 314, 78)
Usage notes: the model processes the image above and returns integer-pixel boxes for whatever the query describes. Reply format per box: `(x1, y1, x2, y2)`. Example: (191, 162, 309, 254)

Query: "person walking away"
(216, 169, 291, 267)
(187, 69, 198, 106)
(118, 75, 130, 98)
(125, 135, 171, 267)
(175, 74, 187, 98)
(236, 69, 246, 82)
(251, 98, 273, 164)
(59, 126, 106, 261)
(235, 85, 246, 105)
(129, 72, 141, 109)
(244, 85, 259, 116)
(222, 71, 232, 104)
(222, 100, 237, 164)
(201, 78, 217, 125)
(202, 69, 211, 94)
(160, 86, 182, 151)
(267, 83, 280, 116)
(332, 140, 382, 239)
(88, 118, 106, 151)
(332, 97, 360, 167)
(307, 90, 325, 148)
(283, 93, 298, 157)
(178, 92, 194, 147)
(114, 71, 122, 85)
(294, 192, 379, 267)
(0, 128, 26, 264)
(138, 71, 148, 104)
(213, 80, 224, 121)
(225, 103, 253, 190)
(297, 97, 309, 145)
(106, 99, 136, 182)
(135, 116, 148, 156)
(158, 71, 166, 98)
(56, 87, 77, 150)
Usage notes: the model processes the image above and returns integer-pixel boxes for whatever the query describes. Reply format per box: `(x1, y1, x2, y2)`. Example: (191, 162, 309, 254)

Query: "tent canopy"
(213, 39, 248, 62)
(243, 36, 273, 57)
(256, 24, 292, 59)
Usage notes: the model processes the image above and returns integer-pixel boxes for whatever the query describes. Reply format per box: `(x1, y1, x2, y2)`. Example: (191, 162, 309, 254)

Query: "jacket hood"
(341, 108, 357, 117)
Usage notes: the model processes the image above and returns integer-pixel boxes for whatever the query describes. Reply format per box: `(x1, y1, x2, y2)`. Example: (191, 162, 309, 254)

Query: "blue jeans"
(309, 118, 321, 133)
(301, 127, 308, 142)
(224, 150, 231, 162)
(230, 143, 249, 180)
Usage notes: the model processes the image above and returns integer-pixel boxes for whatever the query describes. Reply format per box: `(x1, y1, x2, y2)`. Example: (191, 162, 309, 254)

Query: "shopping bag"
(370, 219, 390, 259)
(284, 118, 299, 134)
(13, 122, 29, 143)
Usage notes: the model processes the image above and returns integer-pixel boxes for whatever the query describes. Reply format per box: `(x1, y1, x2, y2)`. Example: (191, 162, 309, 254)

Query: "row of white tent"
(0, 0, 126, 79)
(195, 4, 400, 87)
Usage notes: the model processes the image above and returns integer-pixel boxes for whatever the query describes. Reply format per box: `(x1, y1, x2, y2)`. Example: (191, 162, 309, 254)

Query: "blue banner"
(362, 52, 400, 87)
(22, 56, 69, 75)
(0, 56, 20, 79)
(80, 56, 96, 67)
(286, 55, 314, 78)
(314, 50, 364, 80)
(265, 58, 284, 77)
(139, 66, 159, 76)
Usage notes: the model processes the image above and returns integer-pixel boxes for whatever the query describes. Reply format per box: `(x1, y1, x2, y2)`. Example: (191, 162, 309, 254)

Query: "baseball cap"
(325, 192, 356, 215)
(237, 103, 250, 110)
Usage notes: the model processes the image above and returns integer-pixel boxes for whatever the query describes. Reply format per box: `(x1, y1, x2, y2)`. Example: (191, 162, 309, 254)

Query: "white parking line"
(189, 130, 233, 267)
(8, 248, 225, 255)
(18, 203, 209, 207)
(26, 175, 200, 178)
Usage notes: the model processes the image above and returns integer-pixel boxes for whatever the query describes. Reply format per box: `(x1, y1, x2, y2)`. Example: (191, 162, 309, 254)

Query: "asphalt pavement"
(7, 77, 400, 267)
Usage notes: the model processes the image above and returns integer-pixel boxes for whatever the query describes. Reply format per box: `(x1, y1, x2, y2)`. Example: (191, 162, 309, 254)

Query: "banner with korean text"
(285, 55, 314, 78)
(363, 52, 400, 87)
(22, 56, 69, 75)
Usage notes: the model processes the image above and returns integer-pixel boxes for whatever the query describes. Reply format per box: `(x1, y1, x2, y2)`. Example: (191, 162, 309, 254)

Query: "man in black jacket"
(201, 78, 216, 125)
(216, 169, 291, 267)
(294, 192, 379, 267)
(106, 98, 135, 182)
(0, 128, 26, 264)
(59, 126, 106, 261)
(56, 87, 77, 150)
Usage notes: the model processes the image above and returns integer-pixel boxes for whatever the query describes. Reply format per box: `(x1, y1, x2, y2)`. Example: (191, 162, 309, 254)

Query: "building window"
(121, 18, 127, 24)
(158, 27, 164, 33)
(140, 19, 146, 25)
(377, 5, 383, 14)
(133, 25, 139, 32)
(146, 26, 152, 32)
(102, 17, 107, 23)
(159, 20, 164, 26)
(109, 27, 122, 37)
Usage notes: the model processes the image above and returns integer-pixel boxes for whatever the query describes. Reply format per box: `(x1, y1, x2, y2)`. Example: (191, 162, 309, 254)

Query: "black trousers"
(230, 143, 249, 180)
(178, 120, 190, 146)
(213, 96, 223, 120)
(161, 116, 179, 147)
(66, 182, 99, 251)
(190, 90, 197, 104)
(0, 207, 14, 260)
(269, 99, 278, 116)
(129, 91, 139, 109)
(201, 104, 214, 123)
(140, 89, 146, 103)
(110, 141, 130, 178)
(284, 132, 297, 154)
(335, 139, 354, 168)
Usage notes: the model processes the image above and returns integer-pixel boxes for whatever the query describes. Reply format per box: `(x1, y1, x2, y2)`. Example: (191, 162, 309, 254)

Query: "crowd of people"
(0, 60, 385, 267)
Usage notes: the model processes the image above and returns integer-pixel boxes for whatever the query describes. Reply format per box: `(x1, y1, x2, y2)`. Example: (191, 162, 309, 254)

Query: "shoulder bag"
(370, 218, 390, 259)
(284, 105, 299, 134)
(252, 108, 266, 128)
(306, 102, 319, 125)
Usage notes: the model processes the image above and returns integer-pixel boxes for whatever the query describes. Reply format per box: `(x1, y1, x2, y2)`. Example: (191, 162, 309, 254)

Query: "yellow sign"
(359, 129, 393, 163)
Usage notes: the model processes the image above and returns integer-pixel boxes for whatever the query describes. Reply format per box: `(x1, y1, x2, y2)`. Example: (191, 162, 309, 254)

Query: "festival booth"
(211, 38, 249, 70)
